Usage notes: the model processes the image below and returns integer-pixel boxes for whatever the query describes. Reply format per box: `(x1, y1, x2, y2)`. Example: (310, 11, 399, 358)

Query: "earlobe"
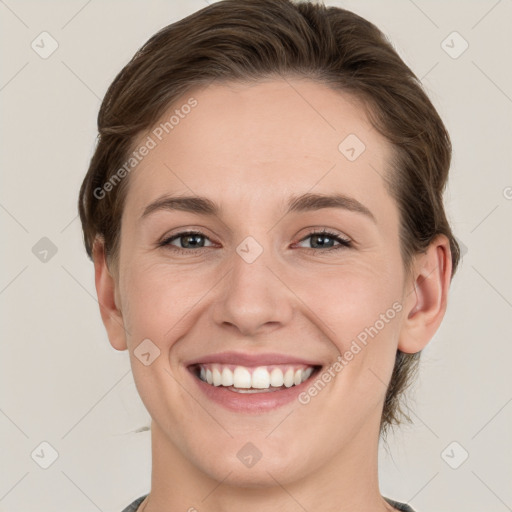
(92, 238, 128, 351)
(398, 235, 453, 354)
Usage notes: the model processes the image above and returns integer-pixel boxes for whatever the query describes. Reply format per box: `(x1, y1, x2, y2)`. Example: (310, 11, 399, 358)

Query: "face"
(106, 79, 416, 486)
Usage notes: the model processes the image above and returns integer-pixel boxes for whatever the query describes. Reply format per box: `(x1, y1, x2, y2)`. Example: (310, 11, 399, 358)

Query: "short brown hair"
(78, 0, 460, 435)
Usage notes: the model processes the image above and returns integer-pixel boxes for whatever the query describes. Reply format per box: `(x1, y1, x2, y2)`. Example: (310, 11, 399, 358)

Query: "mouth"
(186, 353, 322, 412)
(190, 363, 319, 393)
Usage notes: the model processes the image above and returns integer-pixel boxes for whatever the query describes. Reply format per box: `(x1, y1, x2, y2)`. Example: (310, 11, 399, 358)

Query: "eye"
(159, 231, 215, 253)
(158, 228, 352, 255)
(295, 229, 352, 251)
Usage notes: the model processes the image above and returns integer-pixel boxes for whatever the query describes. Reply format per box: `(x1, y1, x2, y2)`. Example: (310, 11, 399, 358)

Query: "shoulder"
(384, 496, 417, 512)
(121, 494, 148, 512)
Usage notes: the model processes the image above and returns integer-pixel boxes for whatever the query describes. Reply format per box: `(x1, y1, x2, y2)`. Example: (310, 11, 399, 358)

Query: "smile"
(185, 351, 323, 412)
(193, 363, 315, 393)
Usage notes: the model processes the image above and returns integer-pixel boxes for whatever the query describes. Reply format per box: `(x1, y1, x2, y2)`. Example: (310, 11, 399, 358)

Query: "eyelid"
(158, 227, 353, 253)
(158, 230, 216, 247)
(312, 229, 349, 240)
(295, 225, 351, 240)
(294, 228, 352, 249)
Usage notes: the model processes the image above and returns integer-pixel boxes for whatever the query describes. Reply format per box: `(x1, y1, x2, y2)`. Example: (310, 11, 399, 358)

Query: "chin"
(190, 443, 317, 489)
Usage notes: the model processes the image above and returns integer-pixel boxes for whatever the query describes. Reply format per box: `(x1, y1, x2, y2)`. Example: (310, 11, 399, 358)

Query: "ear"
(398, 234, 453, 354)
(92, 238, 128, 351)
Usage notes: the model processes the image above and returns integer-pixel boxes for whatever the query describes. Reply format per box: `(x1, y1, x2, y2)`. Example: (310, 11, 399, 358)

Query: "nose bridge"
(213, 235, 293, 335)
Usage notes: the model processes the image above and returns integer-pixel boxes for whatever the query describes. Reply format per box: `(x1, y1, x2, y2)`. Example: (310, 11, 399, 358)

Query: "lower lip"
(188, 367, 320, 413)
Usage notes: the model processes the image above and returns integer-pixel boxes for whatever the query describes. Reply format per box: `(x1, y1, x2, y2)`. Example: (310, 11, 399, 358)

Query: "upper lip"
(185, 351, 322, 367)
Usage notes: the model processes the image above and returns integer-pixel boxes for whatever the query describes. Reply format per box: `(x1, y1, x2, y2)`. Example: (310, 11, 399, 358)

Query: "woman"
(78, 0, 460, 510)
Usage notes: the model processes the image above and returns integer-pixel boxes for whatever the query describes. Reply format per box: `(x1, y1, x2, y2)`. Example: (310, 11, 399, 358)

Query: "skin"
(93, 79, 452, 512)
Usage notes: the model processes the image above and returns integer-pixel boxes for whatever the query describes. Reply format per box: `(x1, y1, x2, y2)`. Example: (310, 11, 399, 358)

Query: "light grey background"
(1, 1, 511, 511)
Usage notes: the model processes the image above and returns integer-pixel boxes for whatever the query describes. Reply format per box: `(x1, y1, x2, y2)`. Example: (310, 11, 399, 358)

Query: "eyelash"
(158, 229, 352, 255)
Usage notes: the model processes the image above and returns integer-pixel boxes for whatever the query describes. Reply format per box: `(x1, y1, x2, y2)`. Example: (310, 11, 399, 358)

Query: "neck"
(144, 412, 395, 512)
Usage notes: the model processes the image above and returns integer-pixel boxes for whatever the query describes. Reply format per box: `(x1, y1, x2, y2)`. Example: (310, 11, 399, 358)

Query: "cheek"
(291, 260, 404, 400)
(292, 259, 403, 344)
(120, 261, 215, 345)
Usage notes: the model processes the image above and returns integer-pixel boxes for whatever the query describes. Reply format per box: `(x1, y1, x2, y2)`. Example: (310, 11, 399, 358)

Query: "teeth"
(251, 367, 270, 389)
(212, 367, 222, 386)
(233, 367, 252, 388)
(302, 367, 313, 381)
(283, 368, 294, 388)
(196, 364, 316, 390)
(270, 368, 284, 387)
(221, 367, 233, 386)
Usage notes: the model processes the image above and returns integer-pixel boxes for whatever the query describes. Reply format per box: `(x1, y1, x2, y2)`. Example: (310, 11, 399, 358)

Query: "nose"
(212, 243, 294, 337)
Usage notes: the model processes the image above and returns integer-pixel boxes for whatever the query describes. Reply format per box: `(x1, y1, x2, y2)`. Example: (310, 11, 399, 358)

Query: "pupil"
(313, 235, 333, 248)
(184, 234, 204, 248)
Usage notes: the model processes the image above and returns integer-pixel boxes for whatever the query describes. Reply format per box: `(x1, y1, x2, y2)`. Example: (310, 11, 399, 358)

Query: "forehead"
(123, 78, 394, 219)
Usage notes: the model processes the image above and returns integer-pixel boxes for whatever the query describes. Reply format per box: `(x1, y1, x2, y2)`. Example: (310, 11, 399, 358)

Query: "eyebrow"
(140, 192, 376, 223)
